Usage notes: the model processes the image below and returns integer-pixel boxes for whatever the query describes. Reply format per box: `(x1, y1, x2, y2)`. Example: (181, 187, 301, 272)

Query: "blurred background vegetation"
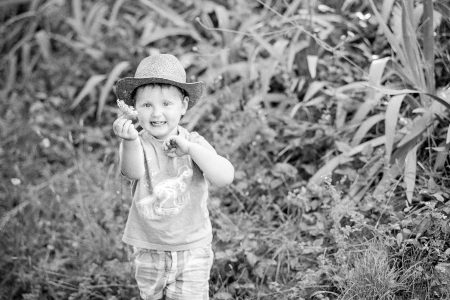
(1, 0, 449, 299)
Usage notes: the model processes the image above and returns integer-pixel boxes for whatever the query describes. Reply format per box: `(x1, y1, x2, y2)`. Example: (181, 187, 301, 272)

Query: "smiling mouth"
(150, 121, 167, 127)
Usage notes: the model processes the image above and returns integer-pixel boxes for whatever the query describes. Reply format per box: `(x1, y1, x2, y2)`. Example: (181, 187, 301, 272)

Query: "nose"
(151, 105, 163, 117)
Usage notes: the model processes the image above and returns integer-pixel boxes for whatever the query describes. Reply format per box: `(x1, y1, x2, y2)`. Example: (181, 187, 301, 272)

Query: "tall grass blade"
(21, 42, 30, 77)
(248, 28, 278, 59)
(0, 201, 30, 232)
(214, 4, 232, 44)
(380, 0, 395, 24)
(362, 84, 450, 110)
(404, 143, 419, 204)
(35, 30, 51, 62)
(4, 54, 17, 95)
(71, 74, 106, 109)
(351, 58, 390, 124)
(0, 0, 32, 6)
(400, 0, 426, 90)
(309, 136, 386, 186)
(351, 114, 384, 146)
(86, 2, 107, 36)
(96, 61, 130, 120)
(308, 155, 352, 186)
(290, 81, 327, 117)
(139, 0, 188, 28)
(109, 0, 125, 26)
(368, 57, 390, 85)
(348, 136, 385, 156)
(396, 113, 433, 148)
(423, 0, 435, 93)
(385, 94, 405, 164)
(71, 0, 84, 36)
(368, 0, 406, 66)
(140, 28, 200, 46)
(303, 81, 327, 103)
(434, 124, 450, 170)
(306, 55, 318, 78)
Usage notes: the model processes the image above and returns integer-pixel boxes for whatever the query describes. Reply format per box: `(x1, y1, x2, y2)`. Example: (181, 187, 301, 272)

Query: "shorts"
(131, 246, 214, 300)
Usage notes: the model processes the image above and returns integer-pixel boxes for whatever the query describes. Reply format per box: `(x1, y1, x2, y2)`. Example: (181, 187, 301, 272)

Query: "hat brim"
(115, 77, 204, 109)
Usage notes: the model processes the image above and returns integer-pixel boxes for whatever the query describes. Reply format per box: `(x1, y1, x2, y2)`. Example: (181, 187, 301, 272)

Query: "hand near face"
(113, 116, 139, 141)
(163, 136, 190, 157)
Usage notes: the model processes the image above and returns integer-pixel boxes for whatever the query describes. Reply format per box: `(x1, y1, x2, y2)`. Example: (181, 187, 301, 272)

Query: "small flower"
(117, 99, 138, 120)
(40, 138, 50, 148)
(11, 178, 21, 186)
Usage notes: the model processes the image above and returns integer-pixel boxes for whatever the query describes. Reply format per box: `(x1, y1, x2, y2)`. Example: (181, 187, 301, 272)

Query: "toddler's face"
(135, 85, 188, 140)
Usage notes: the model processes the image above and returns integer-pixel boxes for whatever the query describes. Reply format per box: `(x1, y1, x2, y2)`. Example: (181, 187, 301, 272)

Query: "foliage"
(0, 0, 449, 299)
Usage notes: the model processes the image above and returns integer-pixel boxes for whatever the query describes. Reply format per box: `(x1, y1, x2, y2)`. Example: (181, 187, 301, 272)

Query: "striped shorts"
(132, 246, 214, 300)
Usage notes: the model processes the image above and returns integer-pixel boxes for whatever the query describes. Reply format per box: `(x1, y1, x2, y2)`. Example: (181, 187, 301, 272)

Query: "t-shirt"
(121, 126, 214, 251)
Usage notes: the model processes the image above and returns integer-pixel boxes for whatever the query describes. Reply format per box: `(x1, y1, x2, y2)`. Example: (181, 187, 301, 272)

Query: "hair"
(131, 83, 186, 107)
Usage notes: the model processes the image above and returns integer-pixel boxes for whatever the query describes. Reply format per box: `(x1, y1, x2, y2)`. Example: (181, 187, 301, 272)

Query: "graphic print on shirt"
(136, 164, 193, 220)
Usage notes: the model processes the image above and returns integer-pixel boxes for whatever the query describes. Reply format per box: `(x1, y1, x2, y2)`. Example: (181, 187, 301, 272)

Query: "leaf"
(3, 54, 17, 95)
(348, 136, 386, 156)
(368, 57, 390, 86)
(140, 28, 200, 46)
(404, 143, 419, 204)
(380, 0, 396, 25)
(308, 155, 353, 186)
(401, 0, 426, 90)
(71, 74, 106, 109)
(35, 30, 51, 62)
(96, 61, 130, 120)
(433, 124, 450, 171)
(290, 81, 327, 118)
(422, 0, 435, 93)
(272, 163, 298, 178)
(245, 251, 259, 268)
(86, 2, 108, 37)
(335, 141, 352, 154)
(385, 94, 405, 163)
(306, 55, 318, 78)
(355, 54, 389, 125)
(368, 0, 406, 65)
(108, 0, 125, 26)
(397, 113, 433, 148)
(68, 0, 85, 37)
(352, 114, 385, 146)
(139, 0, 190, 28)
(248, 28, 277, 58)
(362, 83, 450, 110)
(303, 81, 327, 103)
(0, 0, 32, 6)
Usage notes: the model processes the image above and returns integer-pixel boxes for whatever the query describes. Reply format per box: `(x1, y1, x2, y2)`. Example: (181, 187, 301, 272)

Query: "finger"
(122, 120, 132, 133)
(163, 137, 174, 150)
(126, 122, 138, 137)
(113, 119, 124, 133)
(114, 118, 127, 131)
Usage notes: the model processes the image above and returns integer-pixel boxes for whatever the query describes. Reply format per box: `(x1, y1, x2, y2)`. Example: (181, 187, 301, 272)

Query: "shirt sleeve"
(188, 131, 217, 154)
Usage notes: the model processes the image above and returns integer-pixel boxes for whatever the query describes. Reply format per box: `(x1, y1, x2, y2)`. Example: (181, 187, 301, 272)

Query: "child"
(112, 54, 234, 299)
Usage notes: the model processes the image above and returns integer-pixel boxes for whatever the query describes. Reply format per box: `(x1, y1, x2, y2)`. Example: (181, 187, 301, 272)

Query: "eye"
(163, 101, 172, 106)
(143, 103, 152, 108)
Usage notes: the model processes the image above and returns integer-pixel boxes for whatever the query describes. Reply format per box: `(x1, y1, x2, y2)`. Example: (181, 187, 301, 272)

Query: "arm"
(164, 135, 234, 187)
(188, 142, 234, 187)
(113, 116, 145, 179)
(119, 139, 145, 180)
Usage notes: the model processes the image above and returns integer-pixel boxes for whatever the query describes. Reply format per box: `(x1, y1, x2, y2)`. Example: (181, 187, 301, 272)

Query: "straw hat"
(115, 54, 204, 109)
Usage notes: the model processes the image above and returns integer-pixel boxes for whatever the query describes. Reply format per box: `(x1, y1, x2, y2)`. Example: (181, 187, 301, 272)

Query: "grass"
(1, 0, 449, 299)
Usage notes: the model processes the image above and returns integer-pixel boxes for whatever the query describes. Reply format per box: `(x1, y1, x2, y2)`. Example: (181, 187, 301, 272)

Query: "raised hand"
(163, 135, 190, 157)
(113, 116, 139, 141)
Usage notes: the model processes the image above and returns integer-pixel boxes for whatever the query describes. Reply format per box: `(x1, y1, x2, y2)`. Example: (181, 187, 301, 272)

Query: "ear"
(181, 96, 189, 115)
